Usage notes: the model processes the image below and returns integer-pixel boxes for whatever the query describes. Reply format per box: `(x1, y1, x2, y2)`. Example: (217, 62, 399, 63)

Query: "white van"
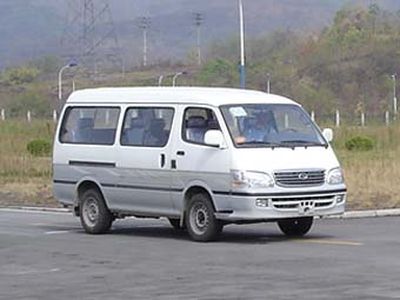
(53, 87, 346, 241)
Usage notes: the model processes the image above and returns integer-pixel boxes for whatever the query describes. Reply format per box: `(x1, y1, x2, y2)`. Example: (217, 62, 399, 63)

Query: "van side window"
(59, 107, 120, 145)
(182, 107, 220, 145)
(121, 107, 174, 147)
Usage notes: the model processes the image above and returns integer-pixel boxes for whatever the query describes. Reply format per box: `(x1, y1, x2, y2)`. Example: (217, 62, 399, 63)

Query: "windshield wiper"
(280, 140, 328, 148)
(238, 141, 290, 148)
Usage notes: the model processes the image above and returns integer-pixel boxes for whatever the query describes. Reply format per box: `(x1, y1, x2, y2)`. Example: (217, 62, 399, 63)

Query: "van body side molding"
(69, 160, 116, 168)
(53, 179, 78, 185)
(101, 183, 184, 193)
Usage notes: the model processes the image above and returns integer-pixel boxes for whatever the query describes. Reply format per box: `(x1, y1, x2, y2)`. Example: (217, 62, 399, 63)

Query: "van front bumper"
(213, 188, 346, 222)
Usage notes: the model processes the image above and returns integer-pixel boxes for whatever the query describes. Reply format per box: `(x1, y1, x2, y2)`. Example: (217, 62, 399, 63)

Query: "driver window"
(182, 107, 220, 145)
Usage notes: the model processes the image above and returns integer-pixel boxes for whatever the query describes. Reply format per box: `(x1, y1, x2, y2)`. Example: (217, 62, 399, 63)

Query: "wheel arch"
(180, 183, 217, 225)
(73, 177, 110, 216)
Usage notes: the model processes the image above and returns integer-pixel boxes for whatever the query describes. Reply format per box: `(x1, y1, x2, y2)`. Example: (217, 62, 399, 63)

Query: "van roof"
(66, 87, 298, 106)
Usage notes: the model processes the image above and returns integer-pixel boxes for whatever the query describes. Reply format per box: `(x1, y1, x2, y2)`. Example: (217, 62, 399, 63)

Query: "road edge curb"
(326, 208, 400, 219)
(0, 206, 70, 213)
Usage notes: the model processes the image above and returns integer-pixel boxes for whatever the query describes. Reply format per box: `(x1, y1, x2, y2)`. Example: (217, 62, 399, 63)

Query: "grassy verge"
(0, 120, 55, 206)
(0, 120, 399, 209)
(333, 124, 400, 209)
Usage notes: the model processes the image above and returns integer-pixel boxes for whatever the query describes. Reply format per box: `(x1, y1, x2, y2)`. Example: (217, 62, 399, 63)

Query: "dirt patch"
(0, 183, 60, 208)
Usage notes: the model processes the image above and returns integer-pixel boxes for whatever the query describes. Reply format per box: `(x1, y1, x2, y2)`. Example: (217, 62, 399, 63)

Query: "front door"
(170, 106, 231, 212)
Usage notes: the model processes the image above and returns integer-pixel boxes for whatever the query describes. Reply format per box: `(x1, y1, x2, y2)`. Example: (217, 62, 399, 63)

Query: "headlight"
(231, 170, 274, 189)
(327, 167, 344, 185)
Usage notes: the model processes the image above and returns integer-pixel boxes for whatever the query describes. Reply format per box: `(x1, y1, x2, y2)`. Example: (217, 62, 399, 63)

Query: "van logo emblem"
(298, 173, 308, 180)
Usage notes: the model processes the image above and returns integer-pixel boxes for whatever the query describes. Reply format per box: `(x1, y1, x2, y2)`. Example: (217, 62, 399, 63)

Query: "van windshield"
(220, 104, 327, 148)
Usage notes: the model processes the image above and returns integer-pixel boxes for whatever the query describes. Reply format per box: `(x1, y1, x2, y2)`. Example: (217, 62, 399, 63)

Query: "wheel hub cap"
(83, 198, 98, 227)
(190, 203, 209, 235)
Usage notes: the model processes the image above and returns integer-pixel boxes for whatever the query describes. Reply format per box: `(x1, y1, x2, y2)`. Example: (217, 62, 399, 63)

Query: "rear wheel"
(79, 188, 113, 234)
(185, 193, 223, 242)
(277, 217, 313, 237)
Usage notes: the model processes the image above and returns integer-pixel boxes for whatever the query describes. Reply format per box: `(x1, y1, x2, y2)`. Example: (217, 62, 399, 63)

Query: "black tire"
(277, 217, 313, 237)
(185, 193, 223, 242)
(168, 218, 185, 230)
(79, 188, 113, 234)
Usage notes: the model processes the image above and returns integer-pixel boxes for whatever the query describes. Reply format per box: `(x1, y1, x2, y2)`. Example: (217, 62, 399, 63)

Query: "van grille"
(274, 170, 325, 187)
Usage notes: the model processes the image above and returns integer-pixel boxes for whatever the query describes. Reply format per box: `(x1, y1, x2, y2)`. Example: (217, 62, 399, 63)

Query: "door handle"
(176, 150, 185, 156)
(160, 153, 166, 168)
(171, 159, 177, 169)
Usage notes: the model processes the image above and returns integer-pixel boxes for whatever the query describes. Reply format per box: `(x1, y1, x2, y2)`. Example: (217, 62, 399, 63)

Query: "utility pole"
(193, 13, 203, 66)
(172, 71, 187, 87)
(138, 17, 151, 67)
(266, 73, 271, 93)
(238, 0, 246, 89)
(58, 62, 78, 102)
(392, 74, 398, 119)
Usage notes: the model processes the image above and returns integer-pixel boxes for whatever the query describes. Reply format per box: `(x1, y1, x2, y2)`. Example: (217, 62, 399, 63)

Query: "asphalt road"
(0, 209, 399, 300)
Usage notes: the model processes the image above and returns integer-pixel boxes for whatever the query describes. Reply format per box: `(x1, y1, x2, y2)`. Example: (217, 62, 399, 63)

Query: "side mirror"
(204, 130, 227, 149)
(322, 128, 333, 142)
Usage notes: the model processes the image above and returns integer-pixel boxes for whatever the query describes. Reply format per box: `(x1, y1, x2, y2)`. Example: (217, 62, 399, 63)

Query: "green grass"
(0, 120, 54, 181)
(332, 124, 400, 209)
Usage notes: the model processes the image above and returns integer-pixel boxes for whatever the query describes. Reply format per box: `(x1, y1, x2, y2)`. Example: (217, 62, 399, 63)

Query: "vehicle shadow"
(110, 225, 189, 241)
(108, 223, 335, 245)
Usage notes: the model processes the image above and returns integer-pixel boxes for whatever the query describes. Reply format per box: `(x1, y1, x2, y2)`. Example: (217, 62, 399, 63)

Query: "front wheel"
(277, 217, 313, 237)
(79, 188, 113, 234)
(185, 193, 223, 242)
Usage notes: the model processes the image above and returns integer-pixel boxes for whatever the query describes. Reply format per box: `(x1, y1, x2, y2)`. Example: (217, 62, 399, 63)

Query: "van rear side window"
(59, 107, 120, 145)
(121, 107, 174, 147)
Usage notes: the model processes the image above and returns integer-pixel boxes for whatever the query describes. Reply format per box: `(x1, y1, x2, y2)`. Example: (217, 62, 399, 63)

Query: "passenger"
(144, 119, 168, 146)
(73, 118, 94, 143)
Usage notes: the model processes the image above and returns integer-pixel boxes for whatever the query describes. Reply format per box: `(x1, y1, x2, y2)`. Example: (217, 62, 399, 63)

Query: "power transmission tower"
(61, 0, 123, 73)
(193, 13, 204, 66)
(138, 17, 151, 67)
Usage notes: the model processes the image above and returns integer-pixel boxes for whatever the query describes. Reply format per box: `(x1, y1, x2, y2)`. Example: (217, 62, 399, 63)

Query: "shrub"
(3, 66, 40, 85)
(27, 139, 52, 157)
(197, 58, 238, 86)
(345, 136, 375, 151)
(30, 55, 60, 74)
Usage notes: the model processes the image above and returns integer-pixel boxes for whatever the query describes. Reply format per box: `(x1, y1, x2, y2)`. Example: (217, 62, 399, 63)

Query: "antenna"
(61, 0, 123, 73)
(193, 13, 204, 66)
(138, 17, 151, 67)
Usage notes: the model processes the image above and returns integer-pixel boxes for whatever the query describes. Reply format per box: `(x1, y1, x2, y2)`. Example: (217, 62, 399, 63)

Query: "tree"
(2, 66, 39, 85)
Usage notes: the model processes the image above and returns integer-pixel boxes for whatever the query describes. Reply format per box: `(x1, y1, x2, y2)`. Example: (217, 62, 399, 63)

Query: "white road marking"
(7, 268, 60, 276)
(295, 238, 363, 246)
(44, 230, 71, 235)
